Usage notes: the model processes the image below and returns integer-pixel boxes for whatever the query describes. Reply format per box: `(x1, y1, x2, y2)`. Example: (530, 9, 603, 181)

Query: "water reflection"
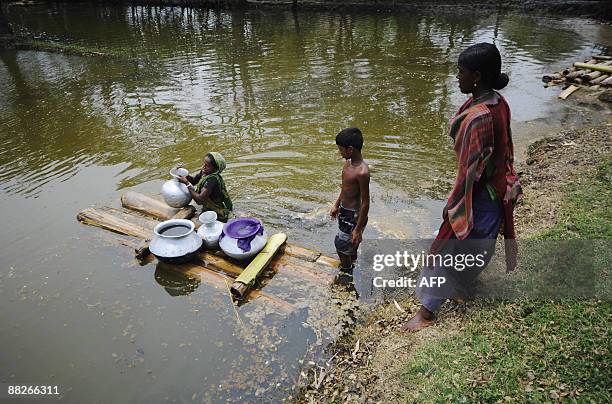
(3, 5, 599, 204)
(154, 263, 200, 297)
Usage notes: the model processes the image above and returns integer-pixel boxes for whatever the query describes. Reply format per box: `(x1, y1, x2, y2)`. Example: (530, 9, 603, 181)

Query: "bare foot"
(400, 306, 435, 332)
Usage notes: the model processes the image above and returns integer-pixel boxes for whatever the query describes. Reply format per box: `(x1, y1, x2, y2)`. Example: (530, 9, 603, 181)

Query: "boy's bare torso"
(340, 159, 369, 210)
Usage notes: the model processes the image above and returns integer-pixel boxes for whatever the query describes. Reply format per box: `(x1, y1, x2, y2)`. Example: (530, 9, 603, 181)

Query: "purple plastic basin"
(223, 218, 262, 238)
(221, 218, 264, 252)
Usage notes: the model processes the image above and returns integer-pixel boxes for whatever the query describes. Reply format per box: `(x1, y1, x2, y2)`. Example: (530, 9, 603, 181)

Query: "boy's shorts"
(334, 205, 361, 256)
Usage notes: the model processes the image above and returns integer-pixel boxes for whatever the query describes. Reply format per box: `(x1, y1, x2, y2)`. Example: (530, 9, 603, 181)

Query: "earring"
(473, 82, 478, 88)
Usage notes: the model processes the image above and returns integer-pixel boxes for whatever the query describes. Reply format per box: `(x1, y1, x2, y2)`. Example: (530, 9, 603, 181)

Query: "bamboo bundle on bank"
(542, 55, 612, 98)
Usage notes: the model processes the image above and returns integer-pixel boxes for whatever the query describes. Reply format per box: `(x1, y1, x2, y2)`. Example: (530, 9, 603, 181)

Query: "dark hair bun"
(493, 72, 509, 90)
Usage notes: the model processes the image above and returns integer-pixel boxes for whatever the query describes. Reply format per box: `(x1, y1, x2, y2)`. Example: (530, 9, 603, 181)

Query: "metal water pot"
(149, 219, 202, 263)
(219, 218, 268, 260)
(197, 211, 224, 250)
(161, 168, 192, 208)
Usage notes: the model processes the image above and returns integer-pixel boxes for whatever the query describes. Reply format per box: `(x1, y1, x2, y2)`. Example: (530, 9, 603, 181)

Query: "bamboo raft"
(542, 55, 612, 99)
(77, 191, 339, 312)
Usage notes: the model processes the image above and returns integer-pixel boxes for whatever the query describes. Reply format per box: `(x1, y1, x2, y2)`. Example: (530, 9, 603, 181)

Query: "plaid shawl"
(432, 92, 522, 271)
(446, 100, 494, 239)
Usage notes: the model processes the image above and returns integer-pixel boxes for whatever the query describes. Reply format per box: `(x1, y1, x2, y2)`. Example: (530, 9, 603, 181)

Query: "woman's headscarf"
(208, 152, 226, 174)
(196, 152, 233, 210)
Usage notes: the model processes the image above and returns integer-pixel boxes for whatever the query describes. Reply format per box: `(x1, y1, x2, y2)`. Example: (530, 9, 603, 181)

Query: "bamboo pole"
(581, 70, 602, 81)
(121, 191, 194, 220)
(77, 207, 153, 239)
(316, 254, 341, 269)
(283, 243, 321, 262)
(231, 233, 288, 299)
(593, 55, 612, 61)
(172, 206, 196, 220)
(590, 74, 609, 85)
(283, 243, 339, 269)
(195, 251, 243, 277)
(566, 69, 587, 79)
(573, 62, 612, 74)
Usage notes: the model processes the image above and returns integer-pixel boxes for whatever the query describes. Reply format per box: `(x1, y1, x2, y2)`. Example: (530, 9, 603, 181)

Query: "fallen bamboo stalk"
(593, 55, 612, 61)
(573, 62, 612, 74)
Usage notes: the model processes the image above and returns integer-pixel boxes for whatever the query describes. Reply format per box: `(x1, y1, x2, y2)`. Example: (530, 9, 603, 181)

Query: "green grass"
(401, 300, 611, 402)
(400, 156, 612, 402)
(536, 155, 612, 240)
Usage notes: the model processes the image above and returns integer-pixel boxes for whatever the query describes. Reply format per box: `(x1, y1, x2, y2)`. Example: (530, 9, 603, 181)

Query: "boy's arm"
(352, 170, 370, 246)
(330, 192, 342, 219)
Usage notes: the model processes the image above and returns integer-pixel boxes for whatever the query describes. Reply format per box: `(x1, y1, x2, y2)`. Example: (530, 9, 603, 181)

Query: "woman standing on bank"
(402, 43, 522, 332)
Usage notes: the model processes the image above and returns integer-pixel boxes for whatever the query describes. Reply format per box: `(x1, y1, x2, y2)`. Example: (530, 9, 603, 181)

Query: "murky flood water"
(0, 3, 609, 401)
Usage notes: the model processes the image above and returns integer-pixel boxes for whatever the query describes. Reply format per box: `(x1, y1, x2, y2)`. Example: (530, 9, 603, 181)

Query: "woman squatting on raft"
(402, 43, 522, 332)
(178, 152, 233, 222)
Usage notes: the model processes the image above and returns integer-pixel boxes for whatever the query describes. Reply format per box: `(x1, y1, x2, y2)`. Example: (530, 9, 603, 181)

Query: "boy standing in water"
(330, 127, 370, 273)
